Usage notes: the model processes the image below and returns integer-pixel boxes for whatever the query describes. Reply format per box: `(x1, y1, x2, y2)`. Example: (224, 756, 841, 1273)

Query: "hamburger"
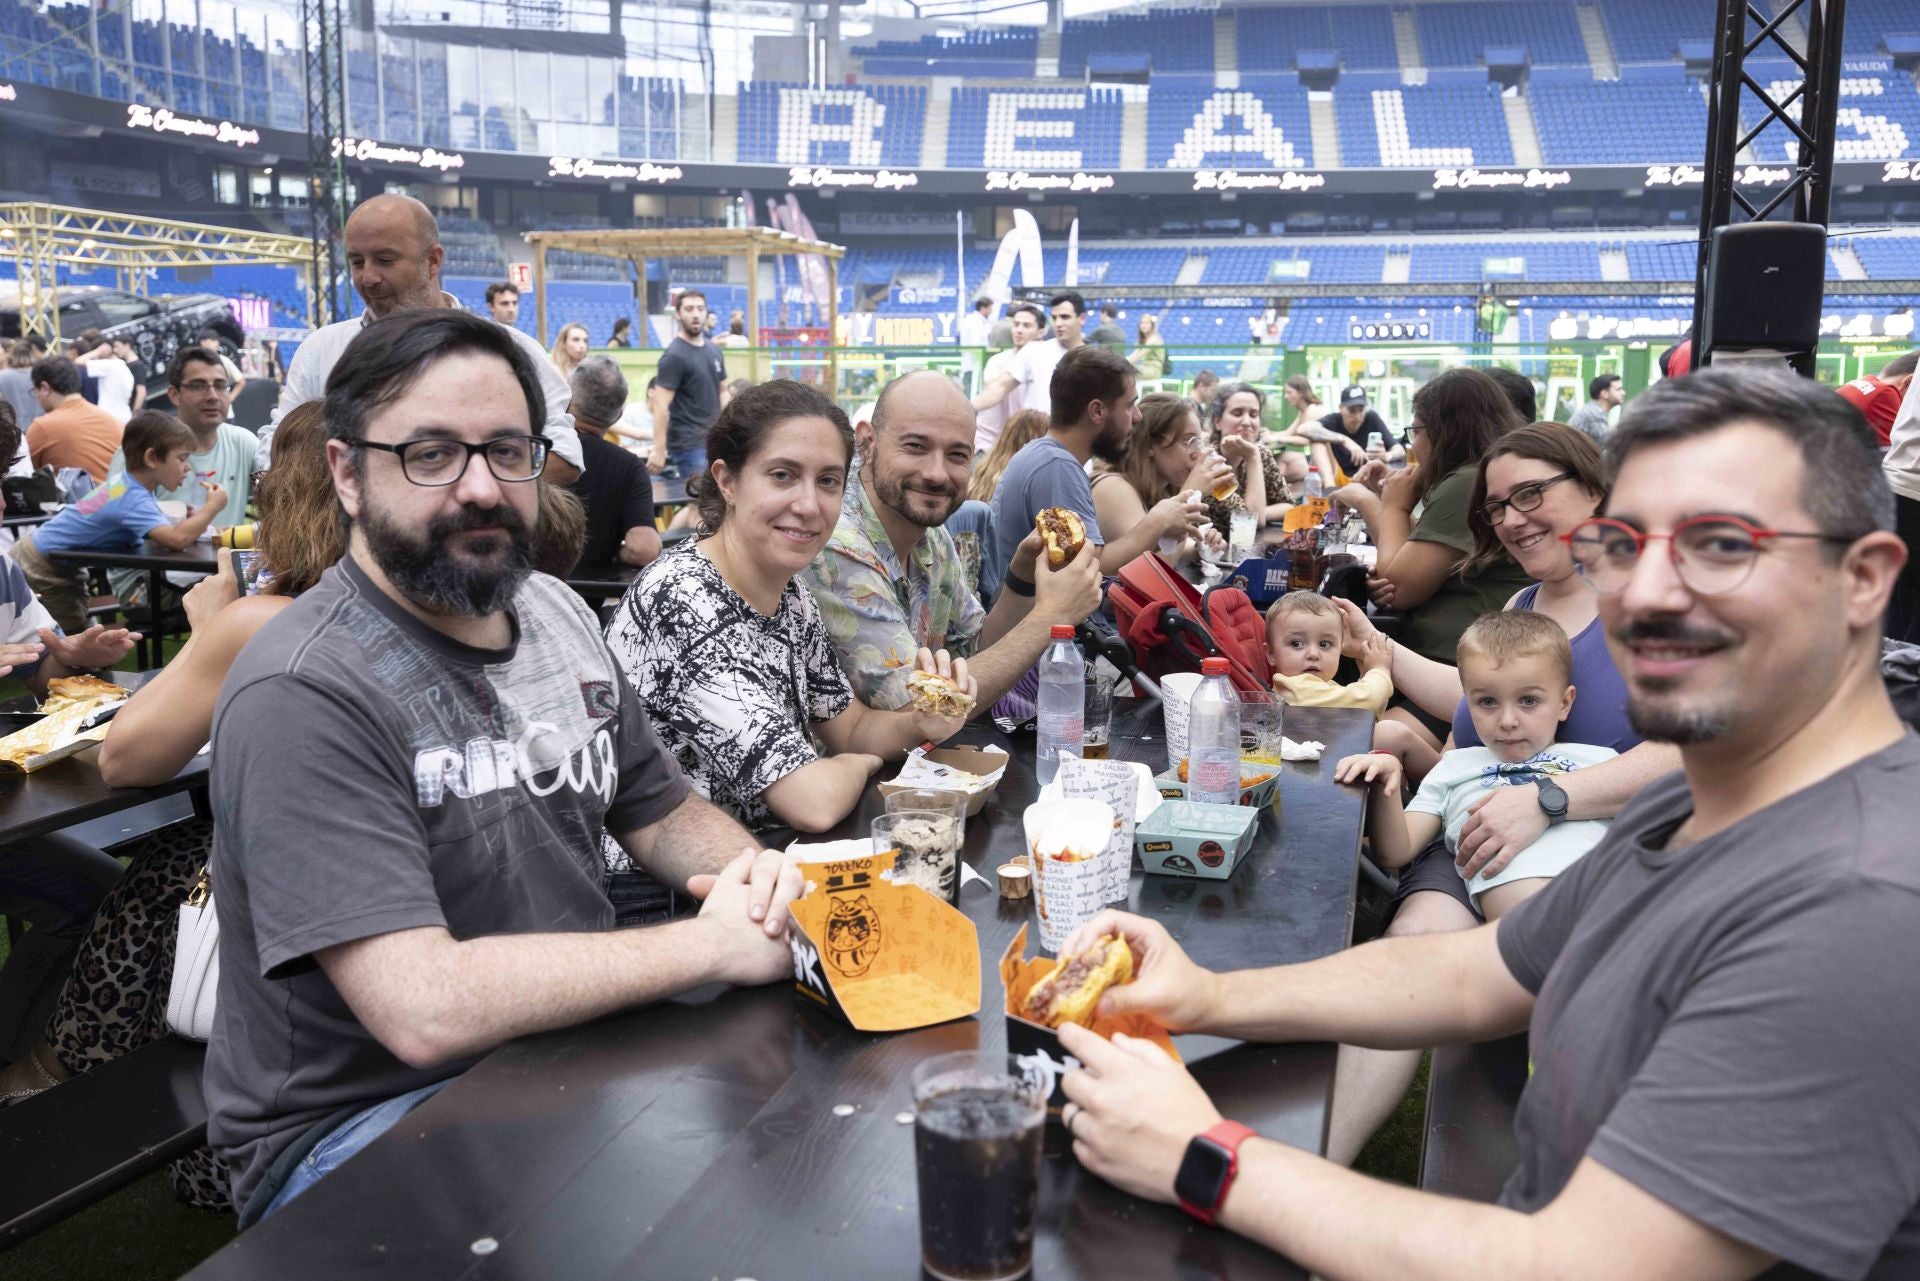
(906, 669, 976, 719)
(1021, 934, 1133, 1029)
(1035, 507, 1087, 570)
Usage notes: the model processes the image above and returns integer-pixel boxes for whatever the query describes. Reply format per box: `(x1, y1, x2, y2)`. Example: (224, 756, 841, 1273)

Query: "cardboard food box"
(1152, 761, 1282, 809)
(1134, 800, 1259, 880)
(786, 850, 981, 1032)
(1000, 923, 1179, 1118)
(880, 744, 1009, 817)
(1222, 554, 1293, 607)
(0, 676, 128, 774)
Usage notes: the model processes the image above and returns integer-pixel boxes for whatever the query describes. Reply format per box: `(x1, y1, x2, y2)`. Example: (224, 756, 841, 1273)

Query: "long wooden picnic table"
(182, 698, 1372, 1280)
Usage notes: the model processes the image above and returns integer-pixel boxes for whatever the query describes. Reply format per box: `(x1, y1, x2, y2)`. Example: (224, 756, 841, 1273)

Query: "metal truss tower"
(301, 0, 348, 327)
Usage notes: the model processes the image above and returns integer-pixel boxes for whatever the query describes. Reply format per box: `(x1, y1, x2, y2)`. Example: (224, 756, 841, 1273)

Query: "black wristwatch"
(1175, 1121, 1255, 1226)
(1536, 777, 1569, 826)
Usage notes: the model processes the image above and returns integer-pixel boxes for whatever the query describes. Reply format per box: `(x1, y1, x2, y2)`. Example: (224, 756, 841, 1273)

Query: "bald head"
(345, 195, 445, 319)
(863, 370, 976, 529)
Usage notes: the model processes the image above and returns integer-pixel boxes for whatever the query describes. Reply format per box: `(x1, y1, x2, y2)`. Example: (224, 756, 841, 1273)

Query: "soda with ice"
(913, 1056, 1045, 1281)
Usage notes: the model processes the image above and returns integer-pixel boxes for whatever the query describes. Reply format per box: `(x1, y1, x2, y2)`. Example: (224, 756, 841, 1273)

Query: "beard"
(361, 499, 533, 616)
(680, 317, 705, 340)
(1091, 416, 1132, 466)
(872, 464, 959, 528)
(1615, 618, 1739, 745)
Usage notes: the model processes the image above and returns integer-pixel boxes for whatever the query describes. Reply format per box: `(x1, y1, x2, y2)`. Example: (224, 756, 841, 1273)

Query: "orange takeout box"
(787, 850, 981, 1032)
(999, 923, 1178, 1116)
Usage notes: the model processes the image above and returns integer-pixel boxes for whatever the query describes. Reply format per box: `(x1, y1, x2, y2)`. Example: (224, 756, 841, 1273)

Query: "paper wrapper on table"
(1022, 797, 1117, 954)
(786, 849, 980, 1033)
(1052, 757, 1155, 907)
(1160, 672, 1203, 771)
(1000, 923, 1179, 1119)
(0, 676, 128, 773)
(880, 744, 1009, 817)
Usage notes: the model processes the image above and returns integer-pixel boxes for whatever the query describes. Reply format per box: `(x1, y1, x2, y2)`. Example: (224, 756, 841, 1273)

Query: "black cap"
(1339, 385, 1368, 408)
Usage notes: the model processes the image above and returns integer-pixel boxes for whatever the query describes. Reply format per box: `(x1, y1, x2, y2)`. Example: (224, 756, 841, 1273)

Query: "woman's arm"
(1090, 475, 1150, 551)
(761, 753, 884, 833)
(1335, 472, 1459, 611)
(1332, 598, 1463, 720)
(95, 594, 290, 787)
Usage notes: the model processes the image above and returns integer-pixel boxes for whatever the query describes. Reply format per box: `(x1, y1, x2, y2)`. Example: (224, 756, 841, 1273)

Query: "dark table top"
(0, 671, 208, 845)
(186, 701, 1371, 1281)
(42, 539, 220, 573)
(565, 562, 639, 597)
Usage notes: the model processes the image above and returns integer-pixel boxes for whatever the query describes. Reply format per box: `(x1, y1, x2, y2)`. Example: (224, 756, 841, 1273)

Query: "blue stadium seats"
(1415, 1, 1585, 67)
(1336, 75, 1515, 167)
(855, 29, 1036, 77)
(947, 86, 1124, 169)
(1059, 9, 1213, 76)
(1148, 75, 1319, 169)
(1236, 6, 1399, 72)
(738, 82, 926, 167)
(1531, 64, 1708, 164)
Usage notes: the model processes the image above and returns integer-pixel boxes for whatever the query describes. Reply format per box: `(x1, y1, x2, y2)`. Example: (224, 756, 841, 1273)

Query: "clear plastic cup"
(912, 1051, 1046, 1281)
(872, 811, 962, 902)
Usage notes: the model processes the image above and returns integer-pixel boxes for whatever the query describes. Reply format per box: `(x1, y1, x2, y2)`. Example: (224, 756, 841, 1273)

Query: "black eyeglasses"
(1480, 472, 1575, 525)
(355, 435, 548, 487)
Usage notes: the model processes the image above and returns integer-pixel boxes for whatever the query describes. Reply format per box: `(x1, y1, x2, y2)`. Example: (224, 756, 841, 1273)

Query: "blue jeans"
(260, 1077, 454, 1220)
(668, 446, 707, 480)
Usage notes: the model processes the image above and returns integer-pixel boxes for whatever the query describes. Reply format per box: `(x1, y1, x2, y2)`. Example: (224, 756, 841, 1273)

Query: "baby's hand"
(1333, 750, 1402, 792)
(1358, 630, 1393, 674)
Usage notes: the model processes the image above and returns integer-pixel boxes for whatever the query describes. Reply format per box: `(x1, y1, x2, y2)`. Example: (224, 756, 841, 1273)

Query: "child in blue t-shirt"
(13, 410, 228, 634)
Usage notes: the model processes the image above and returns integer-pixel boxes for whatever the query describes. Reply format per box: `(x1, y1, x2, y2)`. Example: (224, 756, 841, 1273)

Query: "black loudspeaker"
(1697, 221, 1826, 364)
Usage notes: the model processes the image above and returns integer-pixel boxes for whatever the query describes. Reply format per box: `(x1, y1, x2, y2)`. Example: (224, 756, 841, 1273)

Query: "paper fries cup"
(1022, 798, 1114, 953)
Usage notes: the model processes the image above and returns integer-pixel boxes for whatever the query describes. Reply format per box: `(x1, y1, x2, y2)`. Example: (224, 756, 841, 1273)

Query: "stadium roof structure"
(520, 226, 846, 363)
(0, 202, 316, 340)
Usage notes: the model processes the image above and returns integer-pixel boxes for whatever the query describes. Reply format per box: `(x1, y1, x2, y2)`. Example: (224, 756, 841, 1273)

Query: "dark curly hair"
(689, 379, 852, 530)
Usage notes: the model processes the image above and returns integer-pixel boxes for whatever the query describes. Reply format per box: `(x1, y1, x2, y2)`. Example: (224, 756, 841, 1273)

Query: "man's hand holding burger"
(1056, 910, 1221, 1033)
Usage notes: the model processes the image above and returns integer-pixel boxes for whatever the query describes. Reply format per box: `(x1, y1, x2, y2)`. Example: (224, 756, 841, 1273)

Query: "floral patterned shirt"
(804, 471, 987, 711)
(606, 539, 852, 831)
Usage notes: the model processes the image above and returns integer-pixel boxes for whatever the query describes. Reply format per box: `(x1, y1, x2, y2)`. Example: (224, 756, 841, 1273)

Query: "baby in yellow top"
(1266, 590, 1394, 716)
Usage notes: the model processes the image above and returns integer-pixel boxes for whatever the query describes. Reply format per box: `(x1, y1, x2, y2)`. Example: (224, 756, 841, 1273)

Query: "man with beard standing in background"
(805, 369, 1103, 713)
(648, 290, 726, 479)
(203, 311, 806, 1226)
(974, 302, 1045, 455)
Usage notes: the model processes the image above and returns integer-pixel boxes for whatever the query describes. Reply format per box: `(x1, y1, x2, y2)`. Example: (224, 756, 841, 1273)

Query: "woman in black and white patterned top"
(608, 381, 975, 834)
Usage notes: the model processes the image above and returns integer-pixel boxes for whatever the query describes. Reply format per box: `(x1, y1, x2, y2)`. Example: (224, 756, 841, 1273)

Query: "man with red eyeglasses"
(1043, 367, 1918, 1280)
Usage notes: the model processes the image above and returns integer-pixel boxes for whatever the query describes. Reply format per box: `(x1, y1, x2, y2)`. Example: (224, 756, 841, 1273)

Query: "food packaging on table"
(1136, 800, 1259, 879)
(1022, 796, 1121, 954)
(1037, 756, 1161, 907)
(0, 676, 129, 773)
(1000, 923, 1179, 1118)
(1153, 760, 1283, 809)
(785, 849, 980, 1032)
(1220, 554, 1294, 607)
(1159, 672, 1203, 770)
(880, 744, 1009, 817)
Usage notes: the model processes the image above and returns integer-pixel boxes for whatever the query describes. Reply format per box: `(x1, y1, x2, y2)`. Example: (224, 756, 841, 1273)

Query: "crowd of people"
(0, 191, 1915, 1279)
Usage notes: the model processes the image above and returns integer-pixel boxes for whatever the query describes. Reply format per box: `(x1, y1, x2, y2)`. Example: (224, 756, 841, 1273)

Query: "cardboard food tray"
(1152, 761, 1282, 809)
(880, 744, 1009, 817)
(1000, 923, 1178, 1118)
(1135, 800, 1259, 880)
(0, 677, 128, 774)
(786, 849, 981, 1032)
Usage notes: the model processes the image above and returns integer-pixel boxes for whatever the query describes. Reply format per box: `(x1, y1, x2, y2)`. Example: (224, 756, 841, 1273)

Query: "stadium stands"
(1414, 1, 1586, 68)
(946, 86, 1125, 169)
(853, 29, 1036, 77)
(1148, 75, 1319, 169)
(1235, 6, 1400, 73)
(739, 82, 926, 167)
(1336, 75, 1515, 167)
(1530, 64, 1709, 164)
(1059, 8, 1214, 76)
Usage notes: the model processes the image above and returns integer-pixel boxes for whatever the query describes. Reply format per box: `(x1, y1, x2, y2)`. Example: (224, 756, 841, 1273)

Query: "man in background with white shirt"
(958, 298, 993, 350)
(262, 195, 582, 484)
(70, 330, 136, 425)
(971, 289, 1088, 425)
(973, 303, 1044, 454)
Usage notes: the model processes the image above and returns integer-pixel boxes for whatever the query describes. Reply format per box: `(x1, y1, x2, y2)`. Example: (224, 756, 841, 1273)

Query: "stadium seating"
(1059, 9, 1214, 76)
(738, 83, 926, 167)
(1236, 6, 1399, 72)
(1530, 64, 1708, 164)
(1414, 1, 1586, 68)
(946, 87, 1125, 169)
(1336, 75, 1515, 167)
(854, 29, 1037, 78)
(1148, 75, 1319, 169)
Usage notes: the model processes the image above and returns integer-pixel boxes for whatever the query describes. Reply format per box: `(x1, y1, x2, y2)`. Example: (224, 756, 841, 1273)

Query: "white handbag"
(166, 865, 220, 1041)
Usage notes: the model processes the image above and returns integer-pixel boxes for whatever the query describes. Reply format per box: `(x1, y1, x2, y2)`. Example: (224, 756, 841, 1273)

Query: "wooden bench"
(0, 1035, 208, 1244)
(1418, 1034, 1529, 1202)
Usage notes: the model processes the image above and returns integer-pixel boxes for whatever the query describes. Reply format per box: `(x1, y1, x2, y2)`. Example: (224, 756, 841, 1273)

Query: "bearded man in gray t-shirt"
(1036, 368, 1920, 1280)
(205, 311, 803, 1225)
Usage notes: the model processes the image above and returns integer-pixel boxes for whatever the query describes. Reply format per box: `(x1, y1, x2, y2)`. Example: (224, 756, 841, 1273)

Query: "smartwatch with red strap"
(1175, 1120, 1256, 1226)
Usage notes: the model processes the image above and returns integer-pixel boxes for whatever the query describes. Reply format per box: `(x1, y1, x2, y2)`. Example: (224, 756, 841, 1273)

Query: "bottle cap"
(1051, 624, 1076, 639)
(1308, 465, 1321, 473)
(1201, 657, 1229, 675)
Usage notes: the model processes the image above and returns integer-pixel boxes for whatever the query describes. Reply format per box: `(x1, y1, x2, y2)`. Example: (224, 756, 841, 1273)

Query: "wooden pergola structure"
(520, 225, 845, 380)
(0, 202, 317, 339)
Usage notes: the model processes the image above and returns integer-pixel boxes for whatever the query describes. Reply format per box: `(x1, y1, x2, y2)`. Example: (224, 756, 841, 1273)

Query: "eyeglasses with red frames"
(1563, 515, 1861, 596)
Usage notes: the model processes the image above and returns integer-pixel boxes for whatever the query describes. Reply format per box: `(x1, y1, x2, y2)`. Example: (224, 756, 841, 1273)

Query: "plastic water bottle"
(1036, 625, 1085, 785)
(1187, 657, 1241, 806)
(1301, 466, 1326, 500)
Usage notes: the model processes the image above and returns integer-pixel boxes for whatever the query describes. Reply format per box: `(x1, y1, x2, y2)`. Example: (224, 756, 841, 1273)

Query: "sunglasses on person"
(355, 435, 549, 487)
(1479, 472, 1575, 525)
(1563, 514, 1859, 596)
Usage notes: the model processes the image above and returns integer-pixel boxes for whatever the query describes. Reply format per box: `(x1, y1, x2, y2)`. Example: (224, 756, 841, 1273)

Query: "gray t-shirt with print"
(1497, 733, 1920, 1279)
(204, 554, 689, 1212)
(987, 436, 1106, 588)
